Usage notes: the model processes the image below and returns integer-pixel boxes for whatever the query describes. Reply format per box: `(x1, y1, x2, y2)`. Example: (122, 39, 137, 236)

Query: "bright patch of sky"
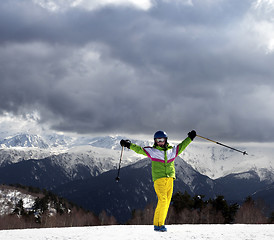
(32, 0, 154, 11)
(252, 0, 274, 53)
(0, 112, 43, 138)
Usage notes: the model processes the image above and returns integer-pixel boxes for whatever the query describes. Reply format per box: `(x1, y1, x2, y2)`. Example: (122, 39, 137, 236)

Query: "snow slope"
(0, 225, 273, 240)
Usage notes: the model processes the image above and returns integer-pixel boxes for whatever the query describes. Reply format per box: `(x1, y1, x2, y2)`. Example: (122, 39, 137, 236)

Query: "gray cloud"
(1, 0, 274, 142)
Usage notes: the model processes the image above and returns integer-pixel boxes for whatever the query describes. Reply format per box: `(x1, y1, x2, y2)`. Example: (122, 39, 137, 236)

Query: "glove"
(120, 139, 131, 149)
(188, 130, 196, 141)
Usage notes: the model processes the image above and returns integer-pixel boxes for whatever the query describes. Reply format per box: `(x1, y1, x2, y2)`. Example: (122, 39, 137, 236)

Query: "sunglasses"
(156, 138, 166, 143)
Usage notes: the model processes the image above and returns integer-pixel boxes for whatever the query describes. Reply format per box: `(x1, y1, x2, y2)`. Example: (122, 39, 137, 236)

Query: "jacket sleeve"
(129, 143, 148, 157)
(177, 137, 192, 155)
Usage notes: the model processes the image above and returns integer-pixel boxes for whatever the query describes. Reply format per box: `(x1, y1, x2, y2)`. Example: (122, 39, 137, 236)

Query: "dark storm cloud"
(1, 0, 274, 142)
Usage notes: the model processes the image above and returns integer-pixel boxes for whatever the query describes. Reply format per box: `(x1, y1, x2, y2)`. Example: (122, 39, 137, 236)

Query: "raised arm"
(120, 139, 148, 156)
(177, 130, 196, 155)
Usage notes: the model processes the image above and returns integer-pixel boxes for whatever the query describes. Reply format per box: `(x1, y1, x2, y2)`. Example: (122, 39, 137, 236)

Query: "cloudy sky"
(1, 0, 274, 142)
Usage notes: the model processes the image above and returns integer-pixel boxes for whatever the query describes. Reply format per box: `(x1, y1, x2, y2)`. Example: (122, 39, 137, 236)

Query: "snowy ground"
(0, 224, 273, 240)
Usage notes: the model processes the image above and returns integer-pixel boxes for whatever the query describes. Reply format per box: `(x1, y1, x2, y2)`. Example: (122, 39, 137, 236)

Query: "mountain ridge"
(1, 133, 273, 181)
(1, 133, 274, 222)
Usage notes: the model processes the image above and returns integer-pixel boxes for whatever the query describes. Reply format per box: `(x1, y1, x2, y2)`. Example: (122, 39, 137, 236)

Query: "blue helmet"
(154, 130, 168, 139)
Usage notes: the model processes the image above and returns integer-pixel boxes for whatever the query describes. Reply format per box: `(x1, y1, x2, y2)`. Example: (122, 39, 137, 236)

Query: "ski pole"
(115, 146, 124, 182)
(197, 135, 248, 155)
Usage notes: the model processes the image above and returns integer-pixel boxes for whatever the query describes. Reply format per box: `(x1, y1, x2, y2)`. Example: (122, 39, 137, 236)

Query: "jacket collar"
(153, 142, 171, 150)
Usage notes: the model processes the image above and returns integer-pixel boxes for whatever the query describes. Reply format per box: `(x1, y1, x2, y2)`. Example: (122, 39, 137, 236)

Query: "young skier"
(120, 130, 196, 232)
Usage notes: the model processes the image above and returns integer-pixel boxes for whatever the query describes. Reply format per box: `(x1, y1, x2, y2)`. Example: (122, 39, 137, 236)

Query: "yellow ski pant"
(153, 177, 174, 226)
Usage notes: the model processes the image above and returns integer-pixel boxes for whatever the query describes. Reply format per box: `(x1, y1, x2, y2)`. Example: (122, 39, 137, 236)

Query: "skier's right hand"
(120, 139, 131, 149)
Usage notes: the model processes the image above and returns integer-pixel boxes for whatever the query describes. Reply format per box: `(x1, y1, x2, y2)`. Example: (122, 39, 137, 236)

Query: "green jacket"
(130, 137, 192, 182)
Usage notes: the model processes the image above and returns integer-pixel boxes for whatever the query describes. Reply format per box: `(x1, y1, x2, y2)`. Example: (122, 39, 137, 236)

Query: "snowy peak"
(0, 134, 49, 149)
(78, 135, 124, 150)
(78, 135, 153, 150)
(44, 133, 74, 148)
(0, 134, 151, 150)
(0, 133, 75, 149)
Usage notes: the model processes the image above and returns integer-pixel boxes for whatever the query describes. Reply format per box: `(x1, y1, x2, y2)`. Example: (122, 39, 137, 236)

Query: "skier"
(120, 130, 196, 232)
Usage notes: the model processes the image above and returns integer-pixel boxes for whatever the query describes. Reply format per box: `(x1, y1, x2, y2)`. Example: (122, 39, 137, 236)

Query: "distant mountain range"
(0, 133, 274, 222)
(0, 134, 49, 149)
(1, 133, 273, 180)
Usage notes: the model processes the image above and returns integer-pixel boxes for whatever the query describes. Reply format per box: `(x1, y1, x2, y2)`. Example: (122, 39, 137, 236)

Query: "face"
(155, 138, 166, 147)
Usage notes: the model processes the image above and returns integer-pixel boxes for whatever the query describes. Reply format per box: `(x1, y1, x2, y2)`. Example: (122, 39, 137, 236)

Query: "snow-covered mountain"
(0, 134, 150, 179)
(0, 148, 59, 167)
(180, 141, 274, 181)
(0, 145, 142, 190)
(0, 134, 152, 151)
(1, 133, 274, 222)
(0, 134, 49, 149)
(64, 135, 274, 183)
(84, 135, 153, 150)
(1, 133, 274, 182)
(43, 133, 75, 148)
(48, 145, 142, 178)
(0, 133, 76, 149)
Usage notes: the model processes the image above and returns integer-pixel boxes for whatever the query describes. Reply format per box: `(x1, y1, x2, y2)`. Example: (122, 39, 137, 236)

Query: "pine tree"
(13, 199, 25, 216)
(269, 211, 274, 223)
(171, 191, 193, 213)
